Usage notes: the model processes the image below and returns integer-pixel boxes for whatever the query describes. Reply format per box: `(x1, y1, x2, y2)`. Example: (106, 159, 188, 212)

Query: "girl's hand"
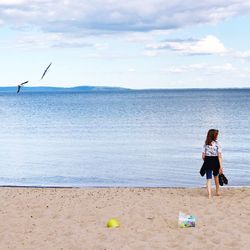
(202, 153, 205, 160)
(219, 167, 223, 174)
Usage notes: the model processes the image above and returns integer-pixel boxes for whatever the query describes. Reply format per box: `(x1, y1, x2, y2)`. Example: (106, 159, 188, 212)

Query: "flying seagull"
(17, 81, 29, 94)
(41, 62, 52, 80)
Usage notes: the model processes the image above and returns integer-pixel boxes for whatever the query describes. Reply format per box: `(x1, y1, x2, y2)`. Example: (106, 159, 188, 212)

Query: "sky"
(1, 0, 250, 89)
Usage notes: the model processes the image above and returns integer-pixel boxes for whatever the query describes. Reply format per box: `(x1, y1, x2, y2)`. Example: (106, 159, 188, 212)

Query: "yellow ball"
(180, 222, 185, 228)
(107, 218, 120, 228)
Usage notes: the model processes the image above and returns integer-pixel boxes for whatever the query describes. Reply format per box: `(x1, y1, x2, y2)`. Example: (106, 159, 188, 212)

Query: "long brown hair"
(205, 129, 219, 145)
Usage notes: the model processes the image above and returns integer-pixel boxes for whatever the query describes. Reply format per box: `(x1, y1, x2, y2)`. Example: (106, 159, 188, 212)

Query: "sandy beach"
(0, 187, 249, 250)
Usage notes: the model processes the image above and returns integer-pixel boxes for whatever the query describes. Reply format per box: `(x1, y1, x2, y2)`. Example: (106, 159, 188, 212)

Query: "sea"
(0, 89, 249, 187)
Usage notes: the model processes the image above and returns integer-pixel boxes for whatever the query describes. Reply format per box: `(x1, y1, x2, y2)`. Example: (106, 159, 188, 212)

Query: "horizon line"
(0, 85, 250, 91)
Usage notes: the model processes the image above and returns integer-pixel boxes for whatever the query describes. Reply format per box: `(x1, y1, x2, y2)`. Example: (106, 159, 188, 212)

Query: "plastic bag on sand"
(178, 212, 195, 228)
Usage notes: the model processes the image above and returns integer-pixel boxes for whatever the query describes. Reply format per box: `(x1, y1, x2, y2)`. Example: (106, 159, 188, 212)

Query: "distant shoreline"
(0, 86, 250, 92)
(0, 86, 131, 92)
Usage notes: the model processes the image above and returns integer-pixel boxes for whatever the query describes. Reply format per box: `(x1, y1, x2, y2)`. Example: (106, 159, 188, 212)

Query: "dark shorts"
(206, 169, 218, 179)
(203, 156, 220, 179)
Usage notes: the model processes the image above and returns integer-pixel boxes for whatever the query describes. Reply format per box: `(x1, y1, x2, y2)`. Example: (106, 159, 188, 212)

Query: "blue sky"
(1, 0, 250, 89)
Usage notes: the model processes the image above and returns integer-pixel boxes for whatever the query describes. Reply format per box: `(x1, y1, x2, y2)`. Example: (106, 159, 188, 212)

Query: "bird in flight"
(41, 62, 52, 80)
(17, 81, 29, 94)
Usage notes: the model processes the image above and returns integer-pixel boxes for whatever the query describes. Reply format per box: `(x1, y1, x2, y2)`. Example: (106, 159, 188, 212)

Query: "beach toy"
(107, 218, 120, 228)
(178, 212, 195, 228)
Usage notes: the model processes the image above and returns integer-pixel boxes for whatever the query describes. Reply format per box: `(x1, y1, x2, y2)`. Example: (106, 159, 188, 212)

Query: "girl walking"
(202, 129, 223, 198)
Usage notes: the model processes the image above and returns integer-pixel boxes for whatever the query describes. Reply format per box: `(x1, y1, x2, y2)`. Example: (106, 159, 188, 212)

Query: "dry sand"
(0, 187, 249, 250)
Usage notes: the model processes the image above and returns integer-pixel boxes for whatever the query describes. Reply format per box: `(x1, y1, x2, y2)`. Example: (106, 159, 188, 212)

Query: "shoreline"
(0, 187, 249, 249)
(0, 185, 250, 189)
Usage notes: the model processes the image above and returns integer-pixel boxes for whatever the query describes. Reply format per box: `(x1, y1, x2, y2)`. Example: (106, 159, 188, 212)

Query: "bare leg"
(214, 176, 220, 196)
(206, 179, 212, 198)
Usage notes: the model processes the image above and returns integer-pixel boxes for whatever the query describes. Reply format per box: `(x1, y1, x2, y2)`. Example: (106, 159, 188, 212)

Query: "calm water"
(0, 89, 249, 187)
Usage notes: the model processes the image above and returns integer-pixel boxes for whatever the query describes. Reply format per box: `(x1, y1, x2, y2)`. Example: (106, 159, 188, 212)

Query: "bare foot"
(208, 194, 212, 199)
(215, 192, 220, 196)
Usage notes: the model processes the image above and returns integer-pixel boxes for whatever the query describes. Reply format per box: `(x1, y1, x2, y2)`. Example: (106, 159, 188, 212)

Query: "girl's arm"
(202, 144, 205, 160)
(202, 152, 205, 160)
(218, 152, 223, 174)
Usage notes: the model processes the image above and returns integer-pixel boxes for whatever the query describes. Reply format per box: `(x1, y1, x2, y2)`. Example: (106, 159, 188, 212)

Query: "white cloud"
(235, 50, 250, 58)
(147, 35, 228, 55)
(0, 0, 26, 4)
(15, 32, 63, 48)
(128, 68, 136, 72)
(143, 50, 159, 57)
(124, 30, 171, 44)
(163, 63, 236, 73)
(2, 30, 98, 49)
(0, 0, 250, 34)
(210, 63, 235, 71)
(179, 36, 227, 55)
(0, 1, 249, 52)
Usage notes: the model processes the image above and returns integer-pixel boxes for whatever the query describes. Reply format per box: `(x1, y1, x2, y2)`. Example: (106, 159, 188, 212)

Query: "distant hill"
(0, 86, 131, 92)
